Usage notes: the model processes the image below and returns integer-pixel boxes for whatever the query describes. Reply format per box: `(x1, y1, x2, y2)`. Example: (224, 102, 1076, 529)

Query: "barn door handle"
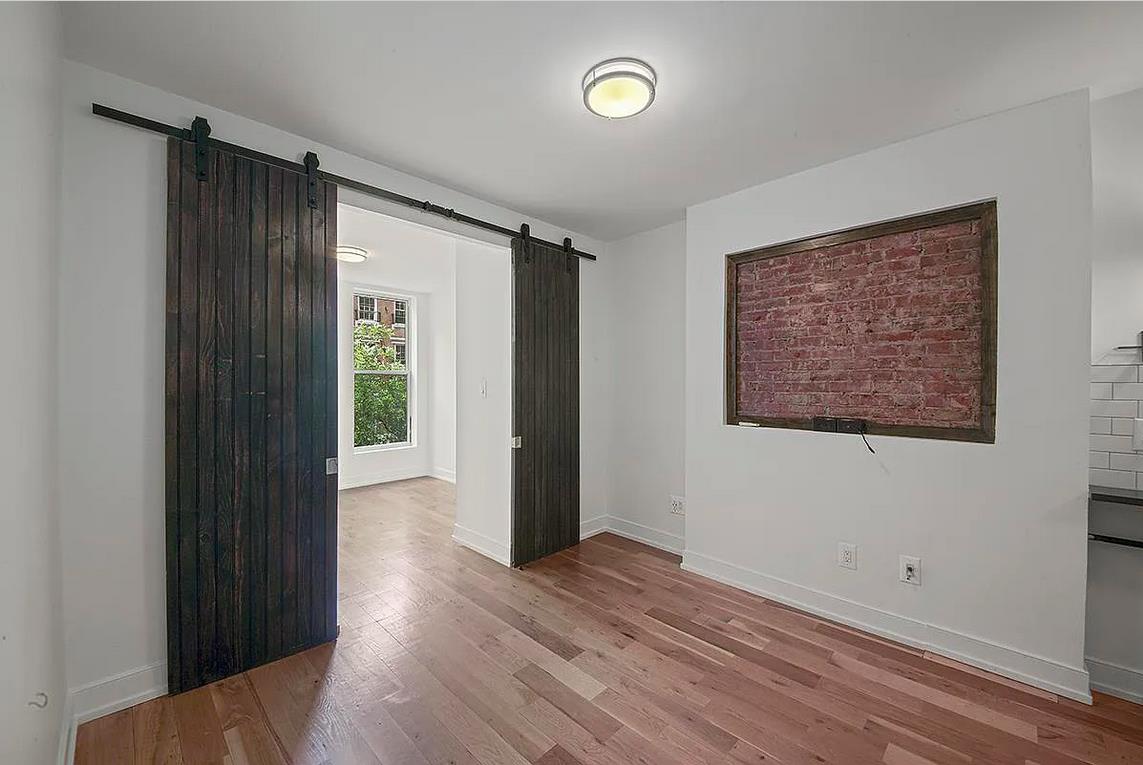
(511, 436, 522, 449)
(325, 458, 338, 475)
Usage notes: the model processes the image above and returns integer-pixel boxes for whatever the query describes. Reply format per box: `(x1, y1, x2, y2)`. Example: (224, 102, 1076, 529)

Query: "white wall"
(0, 6, 67, 762)
(56, 60, 606, 721)
(598, 222, 687, 552)
(1084, 85, 1143, 703)
(453, 240, 514, 563)
(683, 91, 1094, 701)
(1091, 87, 1143, 362)
(337, 205, 455, 488)
(580, 247, 615, 531)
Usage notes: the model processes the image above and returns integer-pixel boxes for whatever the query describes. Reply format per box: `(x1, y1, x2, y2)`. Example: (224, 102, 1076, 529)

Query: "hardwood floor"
(76, 477, 1143, 764)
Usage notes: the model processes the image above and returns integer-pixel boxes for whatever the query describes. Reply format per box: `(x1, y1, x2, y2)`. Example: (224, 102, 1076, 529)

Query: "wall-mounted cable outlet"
(899, 555, 921, 586)
(669, 495, 686, 516)
(837, 542, 857, 570)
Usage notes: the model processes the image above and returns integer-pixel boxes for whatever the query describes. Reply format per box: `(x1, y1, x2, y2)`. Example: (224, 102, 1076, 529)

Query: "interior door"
(511, 235, 580, 566)
(165, 137, 338, 693)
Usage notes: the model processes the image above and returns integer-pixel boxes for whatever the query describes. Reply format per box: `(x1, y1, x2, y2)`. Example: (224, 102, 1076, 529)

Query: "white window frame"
(351, 287, 416, 453)
(393, 299, 407, 328)
(354, 294, 381, 324)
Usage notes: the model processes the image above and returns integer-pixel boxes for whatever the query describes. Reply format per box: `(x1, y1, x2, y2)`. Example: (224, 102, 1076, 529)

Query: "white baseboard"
(605, 517, 685, 554)
(69, 661, 167, 725)
(339, 467, 429, 489)
(59, 661, 167, 763)
(682, 549, 1092, 704)
(56, 695, 75, 765)
(579, 515, 609, 539)
(452, 524, 511, 566)
(578, 516, 685, 555)
(1087, 656, 1143, 704)
(432, 467, 457, 484)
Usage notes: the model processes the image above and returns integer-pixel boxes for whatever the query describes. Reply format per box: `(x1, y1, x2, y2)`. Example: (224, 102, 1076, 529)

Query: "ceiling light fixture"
(582, 57, 656, 119)
(335, 245, 370, 263)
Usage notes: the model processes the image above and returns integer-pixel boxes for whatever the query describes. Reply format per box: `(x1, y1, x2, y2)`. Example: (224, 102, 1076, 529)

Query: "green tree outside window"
(353, 317, 409, 446)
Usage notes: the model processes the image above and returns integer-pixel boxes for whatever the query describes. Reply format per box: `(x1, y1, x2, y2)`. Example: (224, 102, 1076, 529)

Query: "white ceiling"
(63, 2, 1143, 241)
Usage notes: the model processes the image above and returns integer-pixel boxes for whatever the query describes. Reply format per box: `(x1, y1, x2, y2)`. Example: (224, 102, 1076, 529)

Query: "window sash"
(352, 291, 413, 449)
(353, 369, 407, 376)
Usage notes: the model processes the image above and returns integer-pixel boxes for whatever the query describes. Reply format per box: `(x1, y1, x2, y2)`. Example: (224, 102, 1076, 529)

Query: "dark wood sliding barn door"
(511, 236, 580, 566)
(165, 138, 338, 694)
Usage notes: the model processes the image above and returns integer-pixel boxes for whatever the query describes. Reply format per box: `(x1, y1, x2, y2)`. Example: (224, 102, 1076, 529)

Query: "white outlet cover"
(837, 542, 857, 570)
(899, 555, 922, 585)
(669, 495, 686, 515)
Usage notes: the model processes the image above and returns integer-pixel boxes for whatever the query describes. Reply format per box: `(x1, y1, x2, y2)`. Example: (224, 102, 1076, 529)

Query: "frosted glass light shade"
(582, 58, 656, 119)
(335, 245, 369, 263)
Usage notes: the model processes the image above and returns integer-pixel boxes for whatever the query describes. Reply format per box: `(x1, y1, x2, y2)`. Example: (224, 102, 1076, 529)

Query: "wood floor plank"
(171, 686, 229, 764)
(536, 743, 587, 765)
(75, 708, 135, 765)
(515, 663, 623, 742)
(75, 478, 1143, 765)
(208, 676, 286, 765)
(383, 695, 484, 765)
(133, 696, 184, 764)
(495, 627, 605, 700)
(647, 607, 821, 688)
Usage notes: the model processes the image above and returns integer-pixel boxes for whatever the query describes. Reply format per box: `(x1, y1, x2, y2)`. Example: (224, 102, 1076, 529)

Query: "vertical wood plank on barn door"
(249, 161, 269, 668)
(511, 238, 580, 566)
(165, 137, 338, 694)
(266, 166, 284, 663)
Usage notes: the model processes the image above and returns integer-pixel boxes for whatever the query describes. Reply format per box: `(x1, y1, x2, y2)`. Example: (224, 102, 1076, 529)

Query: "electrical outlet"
(899, 555, 921, 586)
(669, 495, 686, 516)
(837, 542, 857, 570)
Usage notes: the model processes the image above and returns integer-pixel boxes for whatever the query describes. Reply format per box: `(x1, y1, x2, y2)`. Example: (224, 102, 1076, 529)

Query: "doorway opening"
(335, 203, 514, 615)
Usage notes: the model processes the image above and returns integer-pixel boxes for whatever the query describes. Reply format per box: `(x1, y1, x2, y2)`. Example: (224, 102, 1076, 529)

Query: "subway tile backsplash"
(1090, 359, 1143, 489)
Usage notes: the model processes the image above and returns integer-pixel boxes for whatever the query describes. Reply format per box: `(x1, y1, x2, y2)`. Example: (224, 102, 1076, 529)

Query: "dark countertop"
(1090, 485, 1143, 507)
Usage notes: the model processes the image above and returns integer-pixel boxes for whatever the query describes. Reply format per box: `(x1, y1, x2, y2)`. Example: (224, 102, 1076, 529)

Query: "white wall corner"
(432, 466, 457, 484)
(682, 549, 1092, 703)
(1086, 656, 1143, 704)
(579, 515, 609, 540)
(1083, 654, 1143, 699)
(56, 695, 75, 765)
(602, 517, 685, 555)
(452, 524, 511, 566)
(339, 466, 430, 490)
(579, 516, 685, 556)
(67, 661, 167, 726)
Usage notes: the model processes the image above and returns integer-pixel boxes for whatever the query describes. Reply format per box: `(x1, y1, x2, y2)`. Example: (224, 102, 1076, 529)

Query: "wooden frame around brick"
(724, 200, 997, 443)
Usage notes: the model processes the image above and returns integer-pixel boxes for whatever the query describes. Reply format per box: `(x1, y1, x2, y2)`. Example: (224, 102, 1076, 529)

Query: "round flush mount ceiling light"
(582, 57, 656, 119)
(335, 245, 369, 263)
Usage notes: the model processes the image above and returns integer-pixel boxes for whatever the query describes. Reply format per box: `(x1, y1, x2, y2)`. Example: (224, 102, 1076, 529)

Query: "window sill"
(354, 442, 416, 455)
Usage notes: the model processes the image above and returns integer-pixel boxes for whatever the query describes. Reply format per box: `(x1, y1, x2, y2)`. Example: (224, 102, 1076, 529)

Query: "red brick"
(734, 217, 986, 429)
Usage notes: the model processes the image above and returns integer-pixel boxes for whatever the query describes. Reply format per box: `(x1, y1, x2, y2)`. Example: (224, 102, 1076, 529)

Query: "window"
(353, 290, 412, 448)
(355, 295, 380, 323)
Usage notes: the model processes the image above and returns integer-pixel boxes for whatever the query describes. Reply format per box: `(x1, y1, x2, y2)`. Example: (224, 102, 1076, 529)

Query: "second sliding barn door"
(511, 236, 580, 566)
(165, 137, 338, 693)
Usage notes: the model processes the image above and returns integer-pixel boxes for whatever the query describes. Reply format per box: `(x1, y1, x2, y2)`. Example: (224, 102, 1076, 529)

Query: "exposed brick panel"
(734, 219, 984, 428)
